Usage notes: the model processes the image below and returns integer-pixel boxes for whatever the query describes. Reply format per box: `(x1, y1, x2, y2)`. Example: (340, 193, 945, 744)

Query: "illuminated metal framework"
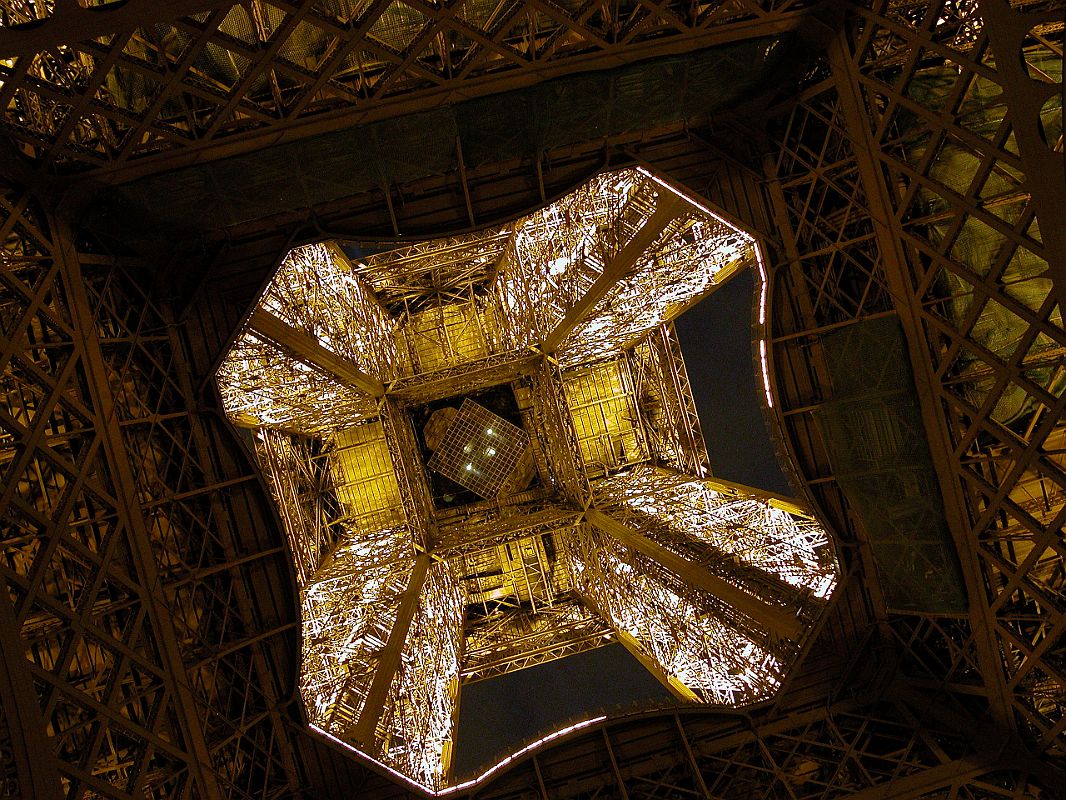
(0, 0, 1062, 798)
(215, 168, 838, 789)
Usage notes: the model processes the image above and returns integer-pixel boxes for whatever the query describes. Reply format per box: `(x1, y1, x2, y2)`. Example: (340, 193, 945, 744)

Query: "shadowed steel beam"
(55, 216, 223, 798)
(845, 758, 994, 800)
(0, 1, 236, 57)
(585, 509, 803, 641)
(0, 588, 63, 800)
(249, 308, 385, 397)
(827, 31, 1013, 725)
(348, 553, 431, 749)
(542, 195, 686, 353)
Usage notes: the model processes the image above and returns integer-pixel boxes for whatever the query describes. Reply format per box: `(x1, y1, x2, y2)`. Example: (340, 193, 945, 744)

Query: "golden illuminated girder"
(543, 193, 687, 352)
(256, 428, 339, 585)
(578, 593, 699, 703)
(349, 554, 431, 748)
(559, 217, 756, 364)
(595, 466, 837, 602)
(381, 560, 464, 790)
(266, 243, 400, 380)
(585, 509, 804, 641)
(300, 525, 415, 736)
(491, 172, 655, 346)
(629, 324, 711, 477)
(250, 308, 386, 396)
(562, 524, 785, 705)
(218, 334, 378, 434)
(210, 166, 835, 792)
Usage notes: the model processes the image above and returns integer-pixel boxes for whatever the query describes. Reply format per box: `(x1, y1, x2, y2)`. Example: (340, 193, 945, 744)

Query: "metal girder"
(53, 214, 224, 798)
(0, 585, 63, 800)
(826, 28, 1015, 727)
(976, 0, 1066, 313)
(38, 7, 809, 183)
(0, 0, 235, 58)
(581, 593, 699, 704)
(348, 553, 431, 750)
(584, 509, 804, 641)
(543, 195, 686, 353)
(249, 307, 386, 397)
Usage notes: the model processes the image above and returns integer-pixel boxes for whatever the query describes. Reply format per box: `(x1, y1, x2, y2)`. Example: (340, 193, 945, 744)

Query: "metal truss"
(762, 0, 1065, 765)
(256, 427, 341, 585)
(0, 185, 301, 799)
(561, 522, 787, 706)
(461, 603, 615, 684)
(449, 690, 1059, 799)
(218, 332, 380, 433)
(594, 466, 837, 604)
(201, 165, 840, 789)
(300, 525, 414, 737)
(628, 323, 712, 478)
(1, 0, 1062, 797)
(0, 0, 815, 178)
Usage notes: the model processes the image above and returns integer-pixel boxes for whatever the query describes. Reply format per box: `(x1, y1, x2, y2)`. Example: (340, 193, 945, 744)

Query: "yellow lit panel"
(563, 358, 648, 474)
(332, 422, 405, 529)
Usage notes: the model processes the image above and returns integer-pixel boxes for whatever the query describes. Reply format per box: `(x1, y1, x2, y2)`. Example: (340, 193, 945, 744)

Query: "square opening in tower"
(427, 399, 529, 498)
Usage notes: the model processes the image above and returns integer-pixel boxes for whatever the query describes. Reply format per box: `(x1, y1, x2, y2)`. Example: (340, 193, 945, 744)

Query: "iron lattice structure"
(0, 0, 1062, 799)
(215, 169, 837, 789)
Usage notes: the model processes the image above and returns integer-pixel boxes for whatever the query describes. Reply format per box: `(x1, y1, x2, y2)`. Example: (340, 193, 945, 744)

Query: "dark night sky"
(454, 266, 791, 776)
(453, 643, 672, 778)
(674, 267, 792, 496)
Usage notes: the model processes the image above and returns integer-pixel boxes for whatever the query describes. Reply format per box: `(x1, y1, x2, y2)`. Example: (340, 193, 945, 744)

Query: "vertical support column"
(0, 588, 64, 800)
(826, 30, 1013, 726)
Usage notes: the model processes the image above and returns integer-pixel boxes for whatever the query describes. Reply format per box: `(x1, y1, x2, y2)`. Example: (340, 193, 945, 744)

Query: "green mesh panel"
(815, 315, 967, 613)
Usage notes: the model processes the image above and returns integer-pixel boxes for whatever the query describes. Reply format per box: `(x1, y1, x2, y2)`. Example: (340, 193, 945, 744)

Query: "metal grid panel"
(562, 358, 648, 474)
(331, 421, 405, 529)
(427, 399, 529, 499)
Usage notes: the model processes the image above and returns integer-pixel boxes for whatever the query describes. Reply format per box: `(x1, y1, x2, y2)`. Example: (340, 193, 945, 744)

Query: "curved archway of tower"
(214, 167, 839, 792)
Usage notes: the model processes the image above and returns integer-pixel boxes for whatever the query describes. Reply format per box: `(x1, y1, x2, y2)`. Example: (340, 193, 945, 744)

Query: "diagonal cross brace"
(542, 194, 686, 353)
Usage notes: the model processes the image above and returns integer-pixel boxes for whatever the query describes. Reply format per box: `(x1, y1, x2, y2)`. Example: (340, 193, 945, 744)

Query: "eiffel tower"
(0, 1, 1062, 798)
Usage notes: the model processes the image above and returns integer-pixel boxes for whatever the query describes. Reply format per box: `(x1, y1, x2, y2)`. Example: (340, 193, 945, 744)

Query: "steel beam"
(53, 215, 223, 799)
(0, 586, 64, 800)
(826, 30, 1014, 726)
(543, 194, 686, 353)
(0, 0, 236, 58)
(572, 589, 694, 701)
(585, 508, 803, 640)
(248, 308, 386, 397)
(348, 553, 431, 749)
